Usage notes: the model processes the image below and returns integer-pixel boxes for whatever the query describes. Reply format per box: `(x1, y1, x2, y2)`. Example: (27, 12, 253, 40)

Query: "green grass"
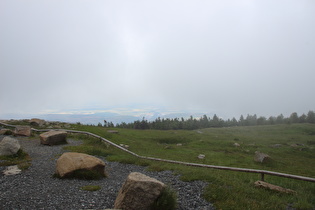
(0, 149, 32, 170)
(80, 185, 101, 191)
(64, 124, 315, 209)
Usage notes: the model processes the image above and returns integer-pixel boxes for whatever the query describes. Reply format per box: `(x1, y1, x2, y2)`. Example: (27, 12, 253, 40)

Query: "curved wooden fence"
(1, 122, 315, 183)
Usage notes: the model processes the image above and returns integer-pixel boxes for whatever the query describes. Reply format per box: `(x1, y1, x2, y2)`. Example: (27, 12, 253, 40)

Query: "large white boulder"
(0, 136, 21, 156)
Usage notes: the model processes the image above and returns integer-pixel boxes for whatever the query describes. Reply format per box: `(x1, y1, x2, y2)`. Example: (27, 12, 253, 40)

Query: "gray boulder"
(114, 172, 165, 210)
(0, 136, 21, 156)
(40, 130, 67, 145)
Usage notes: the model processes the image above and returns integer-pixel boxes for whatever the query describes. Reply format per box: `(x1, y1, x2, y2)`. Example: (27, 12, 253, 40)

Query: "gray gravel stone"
(0, 136, 214, 210)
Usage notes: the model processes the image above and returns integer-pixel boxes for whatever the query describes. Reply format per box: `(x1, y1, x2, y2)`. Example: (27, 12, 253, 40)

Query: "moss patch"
(80, 185, 101, 191)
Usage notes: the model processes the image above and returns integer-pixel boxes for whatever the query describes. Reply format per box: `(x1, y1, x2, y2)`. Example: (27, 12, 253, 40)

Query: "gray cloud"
(1, 0, 314, 119)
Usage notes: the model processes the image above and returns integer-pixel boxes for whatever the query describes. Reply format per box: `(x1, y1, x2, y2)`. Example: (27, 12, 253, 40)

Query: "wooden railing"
(1, 122, 315, 183)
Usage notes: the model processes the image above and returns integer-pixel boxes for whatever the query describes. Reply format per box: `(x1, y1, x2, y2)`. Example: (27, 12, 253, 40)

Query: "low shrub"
(151, 186, 177, 210)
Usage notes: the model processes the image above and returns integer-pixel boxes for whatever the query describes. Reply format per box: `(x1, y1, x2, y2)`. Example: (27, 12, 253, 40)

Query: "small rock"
(176, 143, 183, 146)
(119, 144, 129, 149)
(108, 130, 119, 134)
(254, 181, 296, 194)
(254, 151, 271, 163)
(198, 154, 205, 159)
(271, 144, 282, 148)
(234, 143, 240, 147)
(3, 165, 22, 175)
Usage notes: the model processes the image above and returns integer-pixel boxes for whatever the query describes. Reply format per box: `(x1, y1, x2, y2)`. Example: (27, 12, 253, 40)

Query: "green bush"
(151, 186, 177, 210)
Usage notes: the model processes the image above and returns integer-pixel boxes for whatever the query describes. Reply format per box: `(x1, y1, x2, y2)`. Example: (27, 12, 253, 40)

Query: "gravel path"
(0, 136, 214, 210)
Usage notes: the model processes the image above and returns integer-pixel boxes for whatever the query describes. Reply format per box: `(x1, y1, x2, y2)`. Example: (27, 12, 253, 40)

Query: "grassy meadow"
(61, 123, 315, 209)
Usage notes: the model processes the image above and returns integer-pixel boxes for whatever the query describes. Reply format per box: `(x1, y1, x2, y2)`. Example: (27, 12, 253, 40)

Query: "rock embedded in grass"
(108, 130, 119, 134)
(270, 144, 282, 148)
(198, 154, 205, 159)
(119, 144, 129, 149)
(254, 181, 296, 194)
(254, 151, 271, 163)
(234, 143, 240, 147)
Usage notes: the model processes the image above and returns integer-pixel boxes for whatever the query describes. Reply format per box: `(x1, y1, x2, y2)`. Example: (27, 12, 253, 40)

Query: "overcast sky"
(1, 0, 315, 120)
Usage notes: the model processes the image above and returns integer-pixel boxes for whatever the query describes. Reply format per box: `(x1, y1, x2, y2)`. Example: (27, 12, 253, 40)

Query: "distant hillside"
(0, 111, 214, 126)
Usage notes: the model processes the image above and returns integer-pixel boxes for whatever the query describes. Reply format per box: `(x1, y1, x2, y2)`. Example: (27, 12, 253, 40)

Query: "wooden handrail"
(1, 122, 315, 183)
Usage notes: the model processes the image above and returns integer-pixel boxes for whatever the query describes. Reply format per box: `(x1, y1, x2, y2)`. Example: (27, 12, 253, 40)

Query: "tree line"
(99, 110, 315, 130)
